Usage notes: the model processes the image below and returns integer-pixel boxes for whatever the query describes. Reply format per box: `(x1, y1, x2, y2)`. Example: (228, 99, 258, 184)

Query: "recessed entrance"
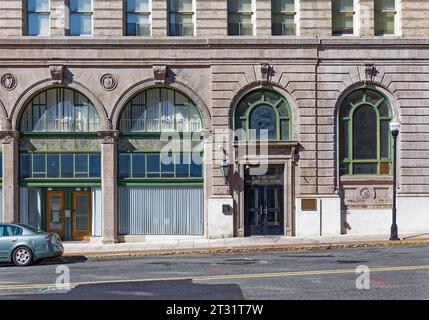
(46, 190, 92, 241)
(244, 166, 284, 236)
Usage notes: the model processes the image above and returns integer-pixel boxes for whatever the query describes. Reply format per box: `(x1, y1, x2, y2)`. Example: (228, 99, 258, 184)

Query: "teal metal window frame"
(234, 89, 292, 141)
(339, 88, 393, 176)
(20, 87, 101, 133)
(119, 87, 202, 133)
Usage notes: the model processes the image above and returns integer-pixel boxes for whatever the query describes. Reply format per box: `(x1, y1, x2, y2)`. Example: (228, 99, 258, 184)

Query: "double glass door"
(46, 190, 91, 240)
(245, 185, 283, 235)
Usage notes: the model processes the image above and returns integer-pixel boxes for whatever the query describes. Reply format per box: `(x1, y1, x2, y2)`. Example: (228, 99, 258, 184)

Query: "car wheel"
(12, 247, 33, 267)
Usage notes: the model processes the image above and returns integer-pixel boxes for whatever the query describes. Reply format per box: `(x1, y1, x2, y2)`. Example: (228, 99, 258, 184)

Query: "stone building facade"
(0, 0, 428, 243)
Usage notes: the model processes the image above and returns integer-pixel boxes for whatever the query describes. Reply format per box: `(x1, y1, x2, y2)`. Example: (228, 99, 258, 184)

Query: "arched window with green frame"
(339, 88, 393, 176)
(234, 89, 292, 141)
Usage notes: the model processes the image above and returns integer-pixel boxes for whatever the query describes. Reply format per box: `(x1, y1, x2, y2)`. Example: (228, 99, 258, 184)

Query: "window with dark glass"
(68, 0, 93, 36)
(332, 0, 354, 36)
(228, 0, 253, 36)
(339, 88, 393, 175)
(26, 0, 50, 36)
(234, 89, 292, 141)
(20, 153, 101, 179)
(168, 0, 194, 36)
(125, 0, 151, 36)
(272, 0, 296, 36)
(375, 0, 396, 36)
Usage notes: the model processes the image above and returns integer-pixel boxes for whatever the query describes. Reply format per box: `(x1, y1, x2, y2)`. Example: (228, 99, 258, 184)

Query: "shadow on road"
(2, 279, 244, 300)
(0, 255, 88, 268)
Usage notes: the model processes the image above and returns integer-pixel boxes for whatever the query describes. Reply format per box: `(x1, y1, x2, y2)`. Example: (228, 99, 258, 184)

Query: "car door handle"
(11, 238, 18, 242)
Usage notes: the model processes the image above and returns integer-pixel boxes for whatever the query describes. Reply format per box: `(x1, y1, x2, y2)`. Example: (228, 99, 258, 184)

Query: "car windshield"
(17, 224, 44, 234)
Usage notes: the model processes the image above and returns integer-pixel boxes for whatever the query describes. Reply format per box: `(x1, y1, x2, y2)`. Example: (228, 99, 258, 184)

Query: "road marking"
(0, 264, 428, 292)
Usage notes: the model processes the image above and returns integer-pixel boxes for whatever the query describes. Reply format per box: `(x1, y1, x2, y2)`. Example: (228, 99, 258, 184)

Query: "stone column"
(1, 131, 19, 223)
(99, 130, 119, 244)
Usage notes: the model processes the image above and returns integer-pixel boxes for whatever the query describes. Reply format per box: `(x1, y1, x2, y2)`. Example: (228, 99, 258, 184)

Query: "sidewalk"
(62, 233, 429, 260)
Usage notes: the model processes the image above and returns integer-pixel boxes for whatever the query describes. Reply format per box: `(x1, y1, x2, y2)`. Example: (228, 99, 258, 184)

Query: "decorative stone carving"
(359, 187, 372, 200)
(0, 131, 19, 144)
(49, 65, 65, 84)
(260, 63, 273, 83)
(363, 64, 378, 84)
(1, 73, 17, 90)
(153, 65, 168, 84)
(98, 130, 119, 144)
(100, 73, 118, 91)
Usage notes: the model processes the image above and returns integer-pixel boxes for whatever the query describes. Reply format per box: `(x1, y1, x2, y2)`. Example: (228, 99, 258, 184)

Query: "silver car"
(0, 223, 64, 266)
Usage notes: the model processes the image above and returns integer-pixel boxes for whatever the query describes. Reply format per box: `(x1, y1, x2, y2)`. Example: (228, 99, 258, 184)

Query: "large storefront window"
(118, 87, 204, 236)
(339, 88, 393, 175)
(19, 87, 101, 241)
(234, 89, 292, 141)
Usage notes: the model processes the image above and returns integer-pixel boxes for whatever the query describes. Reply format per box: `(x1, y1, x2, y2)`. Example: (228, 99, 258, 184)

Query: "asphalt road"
(0, 245, 428, 300)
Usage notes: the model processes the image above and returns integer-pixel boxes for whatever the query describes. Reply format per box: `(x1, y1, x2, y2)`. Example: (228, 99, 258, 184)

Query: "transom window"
(228, 0, 254, 36)
(332, 0, 354, 36)
(339, 88, 393, 176)
(118, 152, 203, 179)
(20, 153, 101, 179)
(234, 89, 292, 141)
(26, 0, 50, 36)
(125, 0, 151, 36)
(168, 0, 194, 36)
(68, 0, 93, 36)
(272, 0, 296, 36)
(20, 88, 101, 133)
(119, 88, 202, 133)
(375, 0, 396, 36)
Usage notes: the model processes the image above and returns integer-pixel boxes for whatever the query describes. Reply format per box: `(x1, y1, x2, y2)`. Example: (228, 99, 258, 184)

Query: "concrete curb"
(61, 239, 429, 262)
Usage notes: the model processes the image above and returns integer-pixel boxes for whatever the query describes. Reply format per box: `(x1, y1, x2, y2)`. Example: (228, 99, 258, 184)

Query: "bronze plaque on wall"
(301, 199, 317, 211)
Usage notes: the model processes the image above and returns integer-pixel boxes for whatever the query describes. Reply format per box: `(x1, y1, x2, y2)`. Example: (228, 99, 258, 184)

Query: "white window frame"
(374, 0, 400, 36)
(26, 0, 51, 36)
(167, 0, 195, 36)
(331, 0, 359, 36)
(67, 0, 93, 36)
(124, 0, 152, 36)
(227, 0, 255, 36)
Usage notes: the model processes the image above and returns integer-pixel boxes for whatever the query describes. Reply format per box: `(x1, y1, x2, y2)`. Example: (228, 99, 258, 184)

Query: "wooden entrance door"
(72, 191, 92, 241)
(46, 191, 65, 239)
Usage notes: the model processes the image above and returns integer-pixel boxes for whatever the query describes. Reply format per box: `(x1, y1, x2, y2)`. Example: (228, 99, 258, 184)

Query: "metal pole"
(390, 130, 399, 240)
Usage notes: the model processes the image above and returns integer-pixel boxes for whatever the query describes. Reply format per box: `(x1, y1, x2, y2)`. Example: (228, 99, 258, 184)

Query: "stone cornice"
(0, 37, 428, 49)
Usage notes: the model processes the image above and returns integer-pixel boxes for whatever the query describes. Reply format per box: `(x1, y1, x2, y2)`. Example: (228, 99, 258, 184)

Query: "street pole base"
(390, 224, 399, 241)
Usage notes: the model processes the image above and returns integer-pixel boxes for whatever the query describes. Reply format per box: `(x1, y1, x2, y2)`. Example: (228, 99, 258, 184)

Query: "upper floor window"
(228, 0, 253, 36)
(125, 0, 151, 36)
(374, 0, 396, 36)
(20, 88, 101, 133)
(332, 0, 354, 36)
(68, 0, 93, 36)
(26, 0, 50, 36)
(234, 89, 292, 141)
(339, 88, 393, 176)
(168, 0, 194, 36)
(272, 0, 296, 36)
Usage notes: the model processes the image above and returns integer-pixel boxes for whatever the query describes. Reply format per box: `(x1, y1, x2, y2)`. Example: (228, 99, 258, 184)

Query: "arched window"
(119, 87, 202, 132)
(117, 87, 204, 236)
(234, 89, 292, 141)
(339, 88, 393, 175)
(18, 87, 103, 239)
(20, 87, 100, 132)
